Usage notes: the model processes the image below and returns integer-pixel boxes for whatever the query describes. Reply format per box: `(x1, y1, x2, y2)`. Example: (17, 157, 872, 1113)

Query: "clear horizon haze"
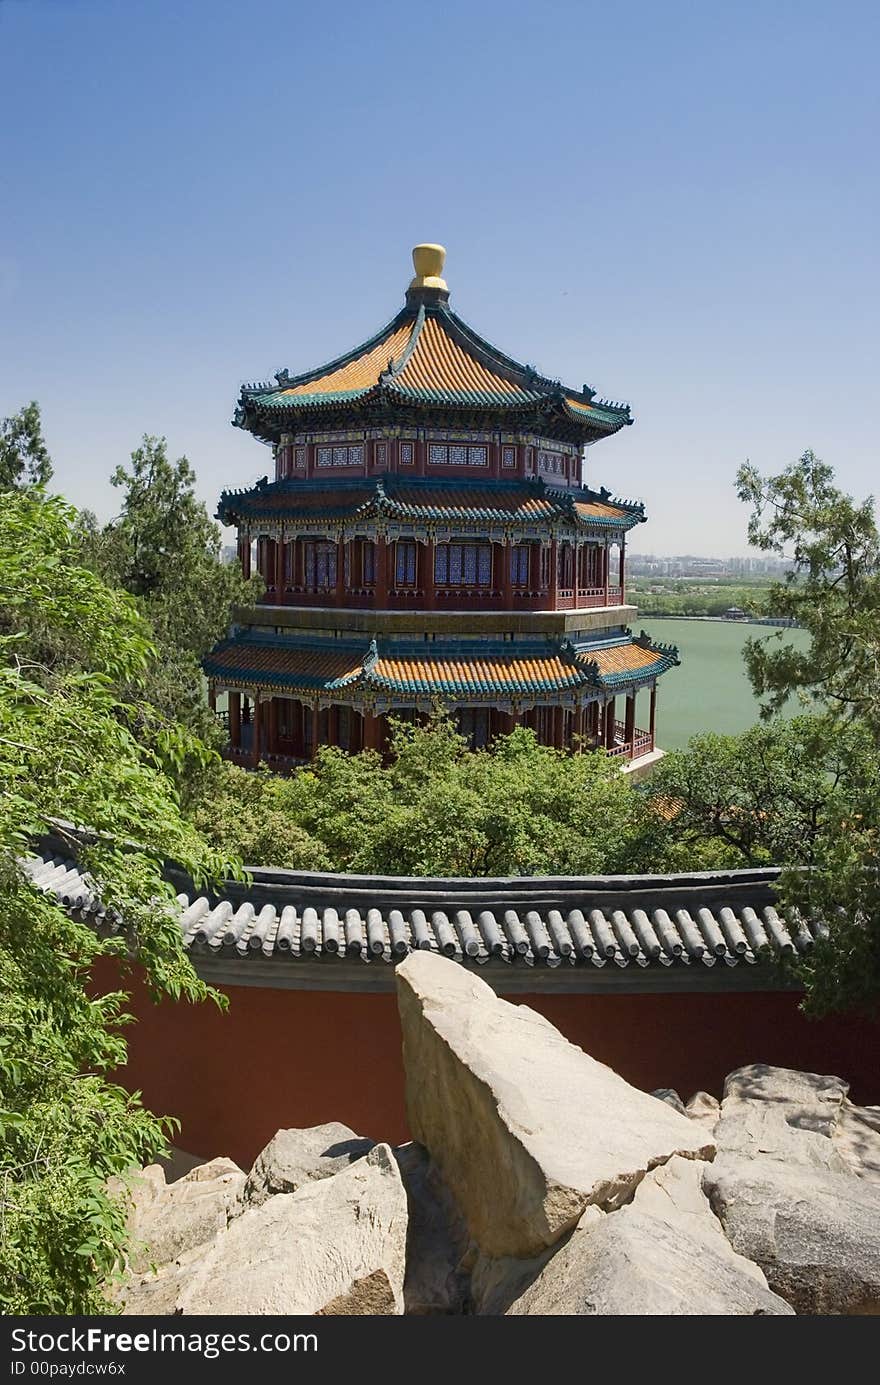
(1, 0, 877, 555)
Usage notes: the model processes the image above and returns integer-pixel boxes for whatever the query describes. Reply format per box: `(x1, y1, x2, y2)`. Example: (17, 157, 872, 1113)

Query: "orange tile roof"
(574, 499, 631, 522)
(392, 315, 525, 398)
(590, 643, 665, 676)
(279, 320, 413, 398)
(204, 634, 678, 698)
(565, 395, 598, 416)
(204, 640, 364, 690)
(371, 654, 587, 696)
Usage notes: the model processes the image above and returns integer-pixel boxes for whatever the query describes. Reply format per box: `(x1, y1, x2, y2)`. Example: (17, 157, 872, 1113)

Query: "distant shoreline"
(642, 614, 799, 628)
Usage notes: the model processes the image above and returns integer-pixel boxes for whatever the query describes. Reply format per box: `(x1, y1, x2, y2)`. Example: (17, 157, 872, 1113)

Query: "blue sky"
(1, 0, 877, 555)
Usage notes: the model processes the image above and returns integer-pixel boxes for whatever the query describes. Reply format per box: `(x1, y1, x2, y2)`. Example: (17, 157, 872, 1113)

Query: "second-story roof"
(217, 474, 645, 533)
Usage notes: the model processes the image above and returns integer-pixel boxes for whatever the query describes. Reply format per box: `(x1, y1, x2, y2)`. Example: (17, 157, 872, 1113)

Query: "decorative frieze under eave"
(233, 518, 628, 547)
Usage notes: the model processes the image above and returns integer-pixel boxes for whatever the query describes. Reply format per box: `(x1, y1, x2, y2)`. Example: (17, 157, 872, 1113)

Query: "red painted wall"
(92, 959, 880, 1171)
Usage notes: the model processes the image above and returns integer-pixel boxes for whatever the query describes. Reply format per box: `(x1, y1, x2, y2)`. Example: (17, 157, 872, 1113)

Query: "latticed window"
(560, 544, 575, 588)
(428, 443, 488, 467)
(362, 540, 376, 585)
(304, 541, 336, 589)
(579, 544, 602, 587)
(540, 546, 552, 588)
(395, 541, 417, 587)
(435, 543, 492, 586)
(509, 545, 530, 586)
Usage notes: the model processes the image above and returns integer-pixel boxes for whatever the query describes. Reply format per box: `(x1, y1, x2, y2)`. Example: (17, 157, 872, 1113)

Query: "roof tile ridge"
(582, 484, 645, 517)
(380, 304, 426, 382)
(437, 306, 550, 392)
(633, 628, 681, 665)
(264, 307, 414, 393)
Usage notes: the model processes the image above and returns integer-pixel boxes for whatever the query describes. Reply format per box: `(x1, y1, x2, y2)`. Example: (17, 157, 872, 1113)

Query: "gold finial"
(409, 243, 447, 291)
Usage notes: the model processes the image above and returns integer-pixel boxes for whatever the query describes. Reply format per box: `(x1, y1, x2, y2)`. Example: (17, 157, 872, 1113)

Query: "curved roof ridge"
(264, 307, 415, 395)
(433, 305, 552, 392)
(383, 304, 426, 379)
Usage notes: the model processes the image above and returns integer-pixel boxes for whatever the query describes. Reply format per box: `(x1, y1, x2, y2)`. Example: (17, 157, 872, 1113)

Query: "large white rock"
(834, 1102, 880, 1184)
(125, 1160, 245, 1275)
(474, 1157, 790, 1315)
(241, 1123, 374, 1208)
(714, 1064, 851, 1169)
(498, 1203, 794, 1316)
(176, 1143, 408, 1315)
(396, 952, 714, 1258)
(704, 1153, 880, 1314)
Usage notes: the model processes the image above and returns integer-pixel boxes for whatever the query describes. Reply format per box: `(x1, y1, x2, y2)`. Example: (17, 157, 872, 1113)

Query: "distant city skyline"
(1, 0, 877, 557)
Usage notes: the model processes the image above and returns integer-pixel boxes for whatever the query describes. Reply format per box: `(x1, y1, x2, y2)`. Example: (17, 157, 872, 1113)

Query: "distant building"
(205, 245, 678, 768)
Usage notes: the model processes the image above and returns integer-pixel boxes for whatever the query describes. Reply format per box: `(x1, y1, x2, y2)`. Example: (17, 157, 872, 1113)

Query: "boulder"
(704, 1153, 880, 1314)
(242, 1123, 374, 1208)
(475, 1158, 790, 1315)
(396, 952, 714, 1259)
(686, 1091, 721, 1132)
(834, 1101, 880, 1184)
(393, 1142, 471, 1315)
(714, 1063, 850, 1169)
(176, 1143, 407, 1315)
(497, 1203, 793, 1315)
(125, 1160, 244, 1275)
(651, 1088, 688, 1116)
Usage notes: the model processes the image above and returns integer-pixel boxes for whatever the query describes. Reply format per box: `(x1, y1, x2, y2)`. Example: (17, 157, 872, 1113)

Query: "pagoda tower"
(205, 244, 678, 767)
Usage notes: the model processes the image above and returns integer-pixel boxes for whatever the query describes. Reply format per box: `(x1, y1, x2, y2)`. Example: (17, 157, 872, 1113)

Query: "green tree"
(0, 486, 234, 1313)
(735, 452, 880, 1016)
(190, 712, 670, 878)
(645, 716, 871, 868)
(736, 450, 880, 725)
(82, 435, 260, 744)
(0, 401, 52, 490)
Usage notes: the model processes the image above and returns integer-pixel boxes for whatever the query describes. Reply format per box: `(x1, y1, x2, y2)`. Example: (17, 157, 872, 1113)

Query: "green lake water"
(649, 619, 810, 751)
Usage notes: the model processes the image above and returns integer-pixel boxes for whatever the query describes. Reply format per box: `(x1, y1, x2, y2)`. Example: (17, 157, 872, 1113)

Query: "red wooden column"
(603, 542, 610, 606)
(528, 542, 540, 596)
(501, 542, 513, 610)
(267, 698, 280, 755)
(649, 684, 657, 747)
(335, 541, 346, 606)
(604, 696, 616, 749)
(375, 537, 388, 608)
(624, 691, 636, 756)
(207, 686, 216, 714)
(327, 705, 338, 748)
(238, 533, 251, 581)
(549, 538, 559, 609)
(423, 540, 436, 610)
(228, 692, 241, 749)
(552, 706, 564, 750)
(362, 709, 382, 751)
(619, 533, 626, 602)
(251, 697, 263, 767)
(275, 539, 284, 603)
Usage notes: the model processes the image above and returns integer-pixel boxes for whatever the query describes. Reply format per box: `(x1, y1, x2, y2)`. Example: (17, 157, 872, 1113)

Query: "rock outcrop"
(177, 1143, 407, 1315)
(241, 1122, 374, 1207)
(396, 952, 713, 1258)
(113, 969, 880, 1317)
(703, 1064, 880, 1313)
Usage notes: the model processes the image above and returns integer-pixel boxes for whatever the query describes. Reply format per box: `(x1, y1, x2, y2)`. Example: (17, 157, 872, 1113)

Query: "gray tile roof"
(22, 838, 822, 996)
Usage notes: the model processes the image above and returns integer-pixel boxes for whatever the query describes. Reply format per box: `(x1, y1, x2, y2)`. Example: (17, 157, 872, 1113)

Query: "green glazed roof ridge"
(243, 306, 414, 398)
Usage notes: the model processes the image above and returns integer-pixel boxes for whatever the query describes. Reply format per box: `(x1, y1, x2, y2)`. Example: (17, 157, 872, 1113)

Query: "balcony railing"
(606, 722, 654, 761)
(256, 582, 628, 612)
